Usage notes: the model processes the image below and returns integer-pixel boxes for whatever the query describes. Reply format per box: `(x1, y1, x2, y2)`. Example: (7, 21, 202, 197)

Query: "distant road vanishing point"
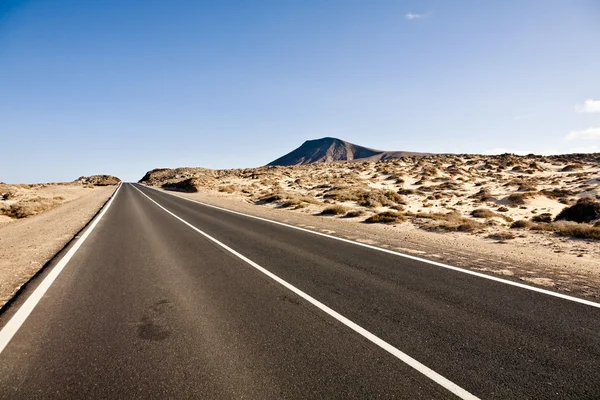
(1, 183, 599, 399)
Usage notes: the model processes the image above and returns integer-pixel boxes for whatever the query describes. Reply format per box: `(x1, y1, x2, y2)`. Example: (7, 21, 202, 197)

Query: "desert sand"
(140, 153, 600, 299)
(0, 183, 117, 309)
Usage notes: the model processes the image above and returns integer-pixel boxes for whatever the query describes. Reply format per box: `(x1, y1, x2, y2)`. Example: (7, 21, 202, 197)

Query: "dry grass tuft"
(512, 219, 600, 240)
(321, 205, 348, 215)
(487, 232, 516, 240)
(0, 197, 64, 219)
(553, 222, 600, 240)
(531, 213, 553, 223)
(511, 220, 533, 229)
(555, 197, 600, 223)
(506, 192, 536, 205)
(218, 185, 237, 194)
(471, 208, 513, 222)
(365, 211, 405, 224)
(417, 212, 486, 232)
(344, 209, 365, 218)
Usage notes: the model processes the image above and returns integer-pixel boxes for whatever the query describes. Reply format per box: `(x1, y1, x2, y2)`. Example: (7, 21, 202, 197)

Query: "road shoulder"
(0, 186, 117, 309)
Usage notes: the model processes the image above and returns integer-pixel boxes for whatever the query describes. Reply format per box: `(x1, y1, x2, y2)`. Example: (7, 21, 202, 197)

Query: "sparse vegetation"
(471, 208, 513, 222)
(531, 213, 553, 223)
(506, 192, 536, 205)
(321, 205, 348, 215)
(218, 185, 237, 194)
(344, 210, 365, 218)
(511, 220, 532, 229)
(365, 211, 405, 224)
(552, 222, 600, 240)
(561, 164, 583, 172)
(555, 197, 600, 223)
(0, 197, 65, 219)
(487, 232, 516, 240)
(138, 152, 600, 247)
(258, 192, 286, 203)
(471, 209, 496, 218)
(280, 198, 302, 208)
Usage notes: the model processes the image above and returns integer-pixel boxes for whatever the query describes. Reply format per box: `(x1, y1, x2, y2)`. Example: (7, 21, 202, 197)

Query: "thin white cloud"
(575, 99, 600, 113)
(565, 127, 600, 140)
(405, 12, 423, 20)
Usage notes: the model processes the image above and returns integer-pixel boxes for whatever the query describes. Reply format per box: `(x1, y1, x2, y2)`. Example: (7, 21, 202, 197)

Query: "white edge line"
(138, 183, 600, 309)
(131, 184, 480, 400)
(0, 183, 123, 355)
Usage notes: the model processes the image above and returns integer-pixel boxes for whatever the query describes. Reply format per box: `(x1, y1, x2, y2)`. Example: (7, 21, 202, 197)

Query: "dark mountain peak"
(267, 137, 428, 166)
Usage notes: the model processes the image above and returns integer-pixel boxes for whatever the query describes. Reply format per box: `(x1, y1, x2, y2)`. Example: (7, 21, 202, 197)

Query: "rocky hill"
(267, 137, 429, 166)
(75, 175, 121, 186)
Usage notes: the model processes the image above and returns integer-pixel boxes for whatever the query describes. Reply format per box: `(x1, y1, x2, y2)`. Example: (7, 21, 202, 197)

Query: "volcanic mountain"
(267, 137, 429, 166)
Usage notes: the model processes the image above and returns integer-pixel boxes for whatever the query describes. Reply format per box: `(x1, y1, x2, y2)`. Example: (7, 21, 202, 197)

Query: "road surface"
(1, 183, 599, 399)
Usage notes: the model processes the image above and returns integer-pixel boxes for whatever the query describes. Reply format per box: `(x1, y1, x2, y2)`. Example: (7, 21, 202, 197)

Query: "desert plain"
(140, 152, 600, 299)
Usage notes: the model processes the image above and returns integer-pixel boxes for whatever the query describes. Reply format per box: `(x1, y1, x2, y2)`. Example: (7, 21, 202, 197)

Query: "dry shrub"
(436, 219, 484, 232)
(471, 209, 496, 218)
(471, 208, 513, 222)
(416, 212, 456, 221)
(470, 187, 495, 202)
(416, 212, 485, 232)
(383, 190, 406, 204)
(365, 211, 405, 224)
(344, 210, 365, 218)
(555, 197, 600, 223)
(511, 219, 600, 240)
(487, 232, 516, 240)
(540, 188, 576, 199)
(0, 197, 63, 219)
(324, 188, 404, 208)
(397, 188, 416, 195)
(419, 181, 463, 192)
(528, 223, 556, 232)
(258, 192, 286, 203)
(506, 192, 536, 205)
(531, 213, 553, 223)
(321, 205, 348, 215)
(218, 185, 237, 194)
(561, 164, 583, 172)
(552, 222, 600, 240)
(280, 198, 302, 208)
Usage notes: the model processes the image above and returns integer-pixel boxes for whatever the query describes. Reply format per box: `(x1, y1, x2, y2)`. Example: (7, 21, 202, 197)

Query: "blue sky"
(1, 0, 599, 183)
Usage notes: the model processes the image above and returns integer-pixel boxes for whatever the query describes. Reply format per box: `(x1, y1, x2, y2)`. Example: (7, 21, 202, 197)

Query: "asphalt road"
(1, 182, 599, 399)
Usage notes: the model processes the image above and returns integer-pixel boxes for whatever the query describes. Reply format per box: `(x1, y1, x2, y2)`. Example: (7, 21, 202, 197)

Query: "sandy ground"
(0, 185, 116, 309)
(152, 186, 600, 300)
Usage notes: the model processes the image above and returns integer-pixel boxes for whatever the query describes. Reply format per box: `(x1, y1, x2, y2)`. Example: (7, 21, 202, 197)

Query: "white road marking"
(140, 183, 600, 309)
(132, 184, 480, 400)
(0, 184, 123, 355)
